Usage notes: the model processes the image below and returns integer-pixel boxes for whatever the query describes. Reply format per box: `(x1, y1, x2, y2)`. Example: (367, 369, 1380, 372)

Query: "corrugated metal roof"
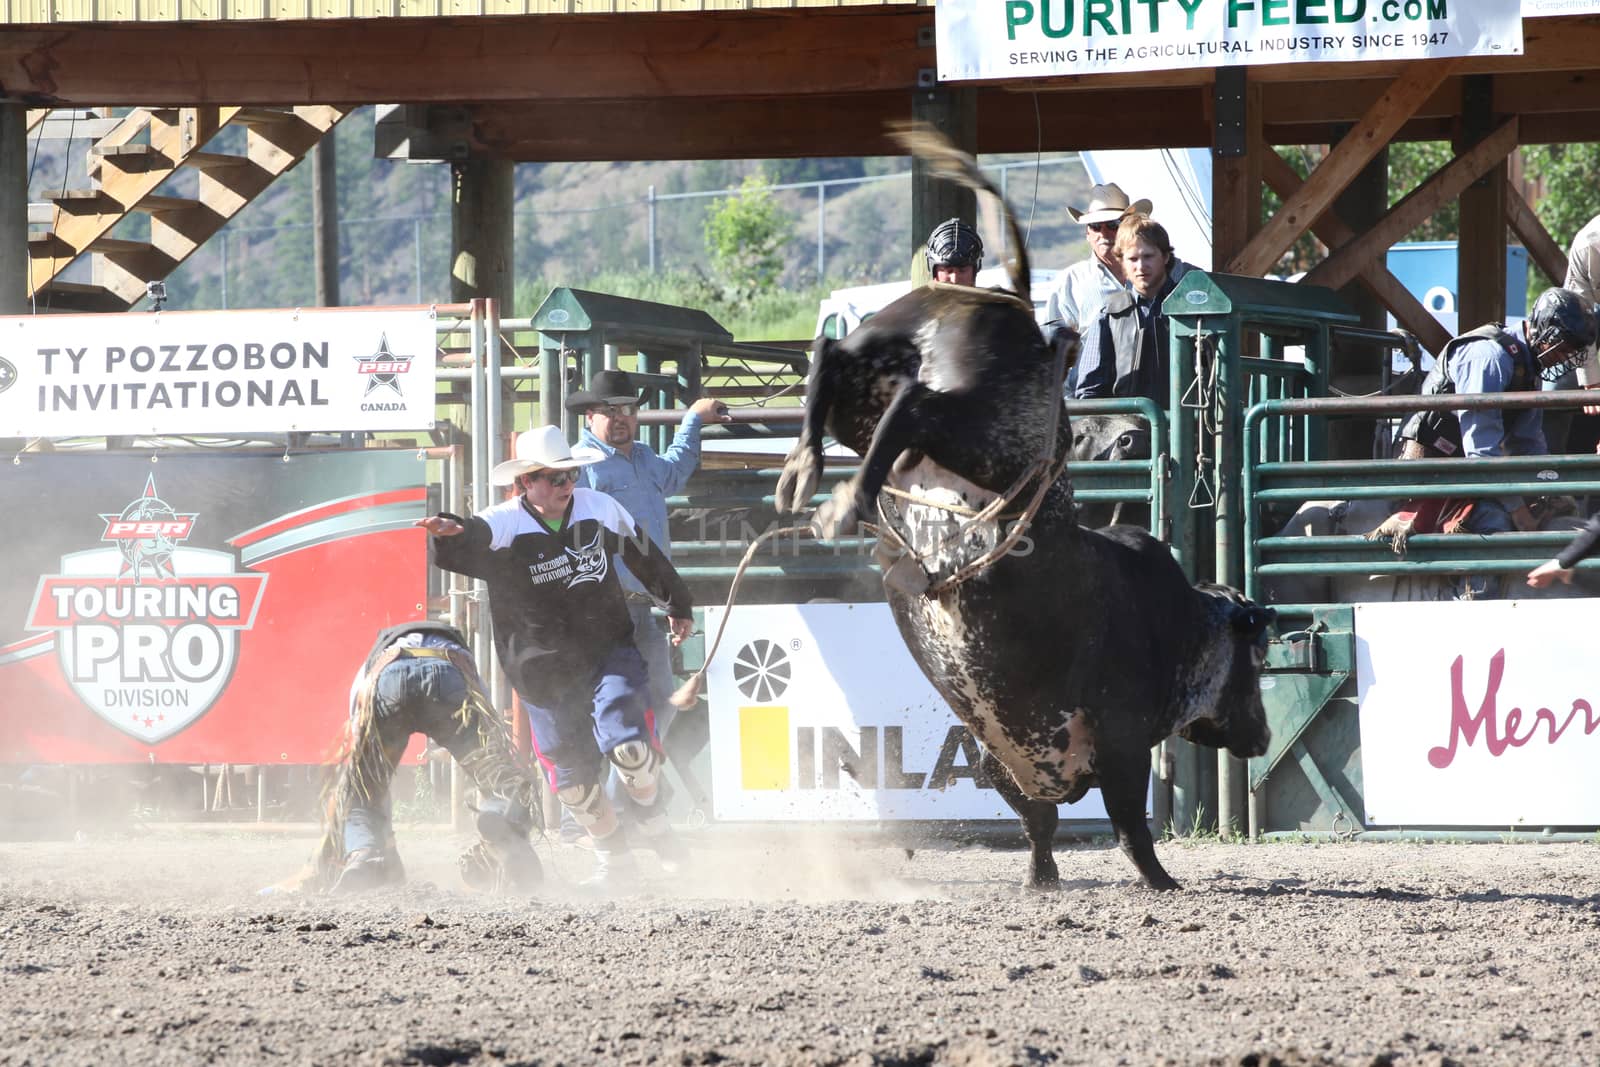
(2, 0, 927, 25)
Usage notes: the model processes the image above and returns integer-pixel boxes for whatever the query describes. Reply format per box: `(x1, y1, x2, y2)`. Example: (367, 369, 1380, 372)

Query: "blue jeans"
(1458, 499, 1517, 600)
(344, 656, 470, 855)
(524, 641, 651, 792)
(629, 600, 678, 742)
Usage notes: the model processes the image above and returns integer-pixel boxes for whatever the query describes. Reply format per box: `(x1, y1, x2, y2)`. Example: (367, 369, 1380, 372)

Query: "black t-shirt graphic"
(430, 488, 692, 708)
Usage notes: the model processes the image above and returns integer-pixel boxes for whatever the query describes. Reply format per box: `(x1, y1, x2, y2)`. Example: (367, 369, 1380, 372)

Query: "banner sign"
(705, 602, 1110, 822)
(1523, 0, 1600, 15)
(934, 0, 1523, 81)
(0, 307, 438, 438)
(1356, 600, 1600, 826)
(0, 449, 428, 764)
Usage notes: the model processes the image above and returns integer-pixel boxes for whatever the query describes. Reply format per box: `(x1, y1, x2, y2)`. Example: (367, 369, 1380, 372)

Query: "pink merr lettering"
(1427, 650, 1599, 769)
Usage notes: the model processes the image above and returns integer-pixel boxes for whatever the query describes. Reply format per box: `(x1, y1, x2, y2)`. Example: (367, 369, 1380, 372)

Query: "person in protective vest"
(268, 622, 544, 895)
(1372, 288, 1599, 572)
(1072, 215, 1192, 405)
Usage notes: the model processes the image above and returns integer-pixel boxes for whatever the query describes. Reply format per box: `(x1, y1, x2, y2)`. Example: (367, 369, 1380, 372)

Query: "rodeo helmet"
(924, 218, 984, 275)
(1528, 287, 1599, 381)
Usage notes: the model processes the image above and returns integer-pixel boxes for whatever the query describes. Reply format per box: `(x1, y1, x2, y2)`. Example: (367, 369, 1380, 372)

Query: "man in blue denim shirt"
(568, 369, 730, 743)
(1400, 290, 1597, 529)
(1394, 288, 1597, 596)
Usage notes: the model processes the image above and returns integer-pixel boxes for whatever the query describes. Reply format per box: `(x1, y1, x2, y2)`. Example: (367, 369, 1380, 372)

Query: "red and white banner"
(0, 450, 429, 764)
(1356, 600, 1600, 826)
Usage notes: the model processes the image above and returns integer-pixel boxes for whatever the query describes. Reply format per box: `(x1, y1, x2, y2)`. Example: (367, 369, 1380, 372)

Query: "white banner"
(1524, 0, 1600, 15)
(705, 602, 1110, 822)
(0, 307, 438, 437)
(1356, 600, 1600, 826)
(935, 0, 1523, 81)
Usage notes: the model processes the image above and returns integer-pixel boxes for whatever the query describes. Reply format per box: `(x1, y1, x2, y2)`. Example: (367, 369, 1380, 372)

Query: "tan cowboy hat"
(1067, 183, 1154, 225)
(490, 425, 603, 486)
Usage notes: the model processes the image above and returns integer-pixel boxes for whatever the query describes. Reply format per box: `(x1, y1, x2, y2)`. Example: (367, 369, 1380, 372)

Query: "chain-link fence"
(28, 105, 1096, 313)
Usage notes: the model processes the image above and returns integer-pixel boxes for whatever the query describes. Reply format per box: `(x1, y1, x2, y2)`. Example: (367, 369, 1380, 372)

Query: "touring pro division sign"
(0, 449, 427, 763)
(26, 475, 267, 743)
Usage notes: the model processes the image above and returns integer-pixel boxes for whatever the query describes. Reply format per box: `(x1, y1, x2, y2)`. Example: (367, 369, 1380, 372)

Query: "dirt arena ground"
(4, 826, 1600, 1067)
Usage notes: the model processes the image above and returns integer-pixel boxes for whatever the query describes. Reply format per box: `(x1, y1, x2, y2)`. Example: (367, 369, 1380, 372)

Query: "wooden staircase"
(27, 106, 348, 313)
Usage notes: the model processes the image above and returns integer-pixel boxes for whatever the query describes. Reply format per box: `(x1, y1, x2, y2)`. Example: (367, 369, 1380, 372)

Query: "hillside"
(24, 106, 1096, 334)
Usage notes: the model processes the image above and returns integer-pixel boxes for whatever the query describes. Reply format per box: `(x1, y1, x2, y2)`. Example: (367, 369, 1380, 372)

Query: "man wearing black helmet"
(924, 217, 983, 287)
(1390, 288, 1598, 593)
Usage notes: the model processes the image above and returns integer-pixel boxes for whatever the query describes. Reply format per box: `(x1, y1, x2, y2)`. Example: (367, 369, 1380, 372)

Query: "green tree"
(1386, 141, 1458, 242)
(703, 173, 792, 305)
(1526, 142, 1600, 260)
(1524, 142, 1600, 303)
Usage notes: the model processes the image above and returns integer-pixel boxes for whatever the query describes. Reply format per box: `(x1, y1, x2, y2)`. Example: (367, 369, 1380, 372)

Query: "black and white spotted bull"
(775, 125, 1272, 892)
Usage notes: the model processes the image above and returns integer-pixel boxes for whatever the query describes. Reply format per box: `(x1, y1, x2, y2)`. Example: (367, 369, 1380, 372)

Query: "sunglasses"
(589, 403, 637, 418)
(1086, 221, 1121, 234)
(536, 469, 580, 486)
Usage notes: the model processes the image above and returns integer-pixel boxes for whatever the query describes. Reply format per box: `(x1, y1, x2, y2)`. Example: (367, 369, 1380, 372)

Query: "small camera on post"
(146, 280, 167, 312)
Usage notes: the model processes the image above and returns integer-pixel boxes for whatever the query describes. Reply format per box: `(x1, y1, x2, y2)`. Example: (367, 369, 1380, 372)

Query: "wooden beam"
(1227, 60, 1457, 279)
(1260, 77, 1460, 128)
(1507, 185, 1570, 289)
(458, 88, 1208, 162)
(1261, 149, 1451, 356)
(1305, 117, 1520, 294)
(0, 10, 932, 106)
(1456, 76, 1507, 328)
(1211, 71, 1261, 269)
(10, 10, 1600, 108)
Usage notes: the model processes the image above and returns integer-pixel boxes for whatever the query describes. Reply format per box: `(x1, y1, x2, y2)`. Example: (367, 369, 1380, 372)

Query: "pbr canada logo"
(24, 475, 268, 743)
(355, 333, 414, 412)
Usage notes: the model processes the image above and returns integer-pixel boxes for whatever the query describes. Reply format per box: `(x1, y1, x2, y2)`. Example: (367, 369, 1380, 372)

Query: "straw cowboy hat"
(1067, 183, 1154, 225)
(564, 368, 644, 412)
(489, 425, 603, 486)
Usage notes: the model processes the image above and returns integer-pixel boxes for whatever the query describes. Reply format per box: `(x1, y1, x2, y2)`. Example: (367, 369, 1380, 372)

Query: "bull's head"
(1070, 415, 1152, 463)
(1180, 599, 1273, 759)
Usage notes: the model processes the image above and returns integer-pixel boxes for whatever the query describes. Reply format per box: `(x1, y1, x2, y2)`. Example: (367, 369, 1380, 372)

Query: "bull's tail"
(888, 121, 1030, 300)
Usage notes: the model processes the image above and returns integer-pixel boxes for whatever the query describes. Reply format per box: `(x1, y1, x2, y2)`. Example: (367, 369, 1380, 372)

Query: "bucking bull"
(774, 125, 1273, 892)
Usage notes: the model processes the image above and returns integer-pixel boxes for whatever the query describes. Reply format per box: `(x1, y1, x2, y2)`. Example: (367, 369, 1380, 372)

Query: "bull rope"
(872, 315, 1072, 596)
(874, 446, 1069, 597)
(674, 418, 1069, 709)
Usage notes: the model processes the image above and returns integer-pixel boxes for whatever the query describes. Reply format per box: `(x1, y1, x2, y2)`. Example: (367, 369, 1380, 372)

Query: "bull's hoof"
(1142, 873, 1182, 892)
(812, 484, 861, 540)
(776, 452, 822, 515)
(1024, 853, 1060, 891)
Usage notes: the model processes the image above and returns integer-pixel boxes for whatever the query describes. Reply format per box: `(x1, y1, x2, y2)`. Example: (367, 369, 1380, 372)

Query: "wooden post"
(312, 136, 340, 307)
(910, 84, 977, 267)
(450, 157, 515, 309)
(0, 103, 25, 314)
(1209, 68, 1261, 842)
(1329, 125, 1391, 460)
(1456, 75, 1508, 329)
(1210, 71, 1262, 272)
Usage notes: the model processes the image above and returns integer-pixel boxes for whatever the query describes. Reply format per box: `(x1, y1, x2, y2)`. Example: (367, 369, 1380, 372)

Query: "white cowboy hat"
(1067, 183, 1154, 226)
(490, 425, 603, 486)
